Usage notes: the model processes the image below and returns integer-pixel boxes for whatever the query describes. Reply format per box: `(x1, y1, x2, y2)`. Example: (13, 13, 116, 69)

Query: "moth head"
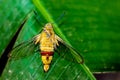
(45, 23, 53, 29)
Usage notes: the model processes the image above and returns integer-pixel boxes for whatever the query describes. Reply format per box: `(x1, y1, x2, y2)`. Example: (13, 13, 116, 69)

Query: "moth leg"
(55, 35, 64, 44)
(52, 36, 59, 49)
(35, 34, 41, 44)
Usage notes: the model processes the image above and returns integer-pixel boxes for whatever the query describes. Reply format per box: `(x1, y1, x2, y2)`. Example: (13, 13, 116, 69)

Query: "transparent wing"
(8, 37, 39, 60)
(55, 36, 84, 64)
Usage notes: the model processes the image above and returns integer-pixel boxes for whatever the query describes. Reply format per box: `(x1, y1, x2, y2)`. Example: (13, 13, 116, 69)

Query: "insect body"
(35, 23, 60, 72)
(9, 23, 84, 72)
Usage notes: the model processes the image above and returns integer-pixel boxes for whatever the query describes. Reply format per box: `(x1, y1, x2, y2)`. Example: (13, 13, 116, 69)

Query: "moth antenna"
(33, 10, 45, 27)
(55, 11, 66, 23)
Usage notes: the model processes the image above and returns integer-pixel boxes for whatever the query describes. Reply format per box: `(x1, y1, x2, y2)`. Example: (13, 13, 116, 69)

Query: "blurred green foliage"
(0, 0, 120, 80)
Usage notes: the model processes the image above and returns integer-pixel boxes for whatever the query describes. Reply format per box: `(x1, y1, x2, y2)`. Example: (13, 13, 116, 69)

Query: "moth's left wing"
(55, 35, 84, 64)
(8, 36, 40, 60)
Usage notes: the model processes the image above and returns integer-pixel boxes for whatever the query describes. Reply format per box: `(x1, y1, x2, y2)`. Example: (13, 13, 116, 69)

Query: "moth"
(9, 15, 84, 72)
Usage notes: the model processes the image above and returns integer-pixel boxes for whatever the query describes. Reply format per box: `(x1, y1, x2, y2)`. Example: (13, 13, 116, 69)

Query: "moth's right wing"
(55, 35, 84, 64)
(8, 36, 40, 60)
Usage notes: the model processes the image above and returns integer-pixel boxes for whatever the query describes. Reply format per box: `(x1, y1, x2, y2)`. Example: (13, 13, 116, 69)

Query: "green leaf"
(0, 0, 34, 55)
(1, 0, 96, 80)
(0, 0, 120, 80)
